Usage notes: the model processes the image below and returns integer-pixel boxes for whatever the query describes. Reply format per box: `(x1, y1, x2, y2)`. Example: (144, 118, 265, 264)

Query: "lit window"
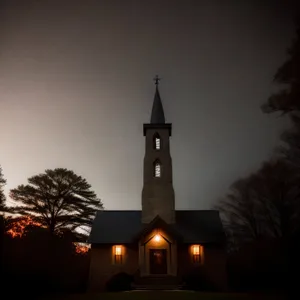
(153, 133, 161, 150)
(192, 245, 200, 255)
(115, 246, 122, 255)
(114, 245, 123, 264)
(192, 245, 201, 263)
(154, 161, 161, 177)
(155, 137, 161, 150)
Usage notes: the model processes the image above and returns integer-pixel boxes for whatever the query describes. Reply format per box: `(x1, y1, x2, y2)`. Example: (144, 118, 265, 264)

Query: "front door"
(149, 249, 167, 274)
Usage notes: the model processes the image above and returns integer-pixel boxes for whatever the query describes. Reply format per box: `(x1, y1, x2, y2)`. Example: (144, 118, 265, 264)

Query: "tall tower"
(141, 77, 175, 224)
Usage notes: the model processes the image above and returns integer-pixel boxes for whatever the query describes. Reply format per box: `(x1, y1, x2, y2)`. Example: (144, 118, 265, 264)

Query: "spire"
(150, 75, 165, 124)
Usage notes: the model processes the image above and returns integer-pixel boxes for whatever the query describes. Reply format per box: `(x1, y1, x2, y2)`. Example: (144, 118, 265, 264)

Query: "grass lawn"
(41, 291, 285, 300)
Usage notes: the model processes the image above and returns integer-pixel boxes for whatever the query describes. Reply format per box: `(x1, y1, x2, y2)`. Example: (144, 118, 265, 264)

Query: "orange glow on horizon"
(75, 243, 89, 254)
(5, 216, 89, 254)
(6, 216, 43, 238)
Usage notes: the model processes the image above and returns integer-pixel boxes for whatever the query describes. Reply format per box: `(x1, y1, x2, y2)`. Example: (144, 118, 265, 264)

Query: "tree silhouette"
(262, 17, 300, 114)
(9, 168, 103, 239)
(217, 160, 300, 250)
(258, 17, 300, 240)
(0, 165, 6, 212)
(277, 114, 300, 165)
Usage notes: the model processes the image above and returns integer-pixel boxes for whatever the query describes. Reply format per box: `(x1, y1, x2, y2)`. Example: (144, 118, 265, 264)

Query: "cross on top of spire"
(150, 75, 165, 124)
(153, 75, 161, 86)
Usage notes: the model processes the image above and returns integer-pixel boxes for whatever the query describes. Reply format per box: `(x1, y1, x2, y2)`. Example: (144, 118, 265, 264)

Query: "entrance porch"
(138, 230, 177, 276)
(135, 216, 179, 277)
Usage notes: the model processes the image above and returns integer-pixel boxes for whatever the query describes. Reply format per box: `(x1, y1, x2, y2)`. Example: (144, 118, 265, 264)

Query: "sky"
(0, 0, 299, 210)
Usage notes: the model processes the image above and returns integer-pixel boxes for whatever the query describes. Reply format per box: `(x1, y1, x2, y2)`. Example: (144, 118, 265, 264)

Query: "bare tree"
(217, 160, 300, 250)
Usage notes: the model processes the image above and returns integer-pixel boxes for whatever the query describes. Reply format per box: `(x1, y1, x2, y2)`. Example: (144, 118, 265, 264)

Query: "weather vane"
(153, 75, 161, 86)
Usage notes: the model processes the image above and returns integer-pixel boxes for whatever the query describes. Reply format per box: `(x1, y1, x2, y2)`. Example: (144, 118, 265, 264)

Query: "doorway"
(149, 249, 167, 274)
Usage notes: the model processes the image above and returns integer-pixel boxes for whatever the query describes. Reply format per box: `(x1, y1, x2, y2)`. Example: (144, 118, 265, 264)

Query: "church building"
(88, 79, 227, 291)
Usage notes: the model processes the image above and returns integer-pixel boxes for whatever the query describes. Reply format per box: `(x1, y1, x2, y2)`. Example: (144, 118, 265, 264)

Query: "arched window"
(154, 160, 161, 178)
(153, 133, 161, 150)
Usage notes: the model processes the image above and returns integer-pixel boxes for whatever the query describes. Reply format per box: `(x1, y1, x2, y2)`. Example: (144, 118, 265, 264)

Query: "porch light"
(154, 234, 161, 242)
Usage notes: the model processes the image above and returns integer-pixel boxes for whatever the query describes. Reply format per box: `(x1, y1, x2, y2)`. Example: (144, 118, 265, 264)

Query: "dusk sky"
(0, 0, 298, 210)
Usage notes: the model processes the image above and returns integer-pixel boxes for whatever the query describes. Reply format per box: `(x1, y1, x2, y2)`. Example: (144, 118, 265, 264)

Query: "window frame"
(153, 133, 162, 150)
(154, 160, 162, 178)
(113, 245, 123, 265)
(114, 254, 123, 264)
(192, 254, 201, 263)
(191, 245, 202, 264)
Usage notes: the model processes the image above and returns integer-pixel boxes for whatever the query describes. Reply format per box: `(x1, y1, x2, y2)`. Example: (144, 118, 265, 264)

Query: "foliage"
(276, 114, 300, 168)
(9, 168, 103, 239)
(0, 165, 6, 212)
(105, 272, 133, 292)
(262, 18, 300, 114)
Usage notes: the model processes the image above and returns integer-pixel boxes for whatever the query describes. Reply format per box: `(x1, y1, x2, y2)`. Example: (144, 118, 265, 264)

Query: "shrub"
(227, 239, 288, 292)
(105, 272, 133, 292)
(1, 231, 90, 295)
(183, 266, 218, 291)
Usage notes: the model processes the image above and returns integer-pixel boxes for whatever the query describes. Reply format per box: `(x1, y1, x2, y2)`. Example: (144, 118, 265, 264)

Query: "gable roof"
(132, 215, 182, 243)
(88, 210, 225, 244)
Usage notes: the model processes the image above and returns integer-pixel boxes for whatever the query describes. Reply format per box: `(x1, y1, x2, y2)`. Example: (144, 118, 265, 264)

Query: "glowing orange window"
(192, 245, 201, 263)
(114, 245, 123, 264)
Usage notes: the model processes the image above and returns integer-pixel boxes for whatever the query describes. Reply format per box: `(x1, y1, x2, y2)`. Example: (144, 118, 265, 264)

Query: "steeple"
(150, 76, 165, 124)
(141, 77, 175, 224)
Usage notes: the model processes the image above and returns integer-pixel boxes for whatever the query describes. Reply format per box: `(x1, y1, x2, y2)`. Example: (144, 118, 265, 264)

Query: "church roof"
(174, 210, 225, 244)
(88, 210, 141, 244)
(150, 86, 165, 124)
(132, 215, 182, 243)
(88, 210, 225, 244)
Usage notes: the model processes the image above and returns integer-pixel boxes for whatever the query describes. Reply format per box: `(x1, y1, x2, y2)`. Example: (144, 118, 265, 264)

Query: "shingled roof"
(88, 210, 225, 244)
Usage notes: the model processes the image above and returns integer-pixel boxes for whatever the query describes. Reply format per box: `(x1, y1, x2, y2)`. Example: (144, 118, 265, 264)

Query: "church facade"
(88, 81, 227, 291)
